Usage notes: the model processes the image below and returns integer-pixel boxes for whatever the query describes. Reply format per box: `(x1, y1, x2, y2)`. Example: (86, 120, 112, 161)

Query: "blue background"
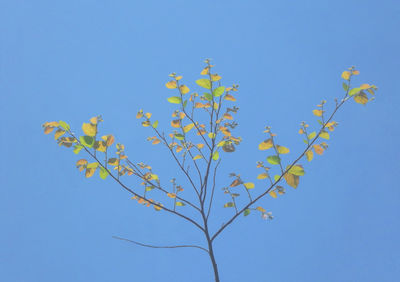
(1, 1, 399, 281)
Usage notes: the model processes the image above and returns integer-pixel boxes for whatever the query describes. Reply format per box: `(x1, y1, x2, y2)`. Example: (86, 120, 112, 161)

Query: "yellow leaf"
(223, 113, 233, 120)
(312, 109, 323, 117)
(43, 121, 59, 127)
(197, 143, 204, 149)
(85, 168, 96, 178)
(166, 80, 177, 89)
(319, 131, 330, 140)
(90, 117, 98, 124)
(305, 150, 314, 161)
(195, 102, 205, 108)
(269, 191, 277, 198)
(256, 206, 266, 212)
(102, 135, 115, 147)
(176, 145, 183, 152)
(208, 132, 216, 139)
(152, 139, 161, 145)
(44, 126, 54, 134)
(360, 84, 370, 90)
(352, 70, 360, 75)
(95, 141, 107, 152)
(259, 139, 273, 150)
(193, 155, 202, 160)
(243, 182, 255, 189)
(277, 145, 290, 154)
(154, 204, 163, 211)
(179, 85, 190, 94)
(145, 112, 152, 119)
(171, 119, 181, 128)
(175, 76, 183, 80)
(183, 123, 194, 133)
(257, 173, 268, 180)
(354, 92, 369, 105)
(210, 74, 221, 81)
(142, 121, 151, 127)
(54, 129, 66, 140)
(179, 112, 186, 119)
(224, 94, 236, 101)
(82, 123, 97, 137)
(200, 67, 209, 75)
(341, 71, 351, 80)
(76, 159, 88, 166)
(230, 179, 241, 187)
(136, 110, 143, 119)
(298, 128, 304, 134)
(167, 193, 176, 198)
(284, 173, 299, 188)
(313, 144, 324, 155)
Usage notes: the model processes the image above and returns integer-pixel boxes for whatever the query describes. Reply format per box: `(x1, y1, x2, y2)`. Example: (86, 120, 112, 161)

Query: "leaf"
(243, 182, 255, 189)
(217, 140, 226, 147)
(167, 193, 176, 198)
(90, 117, 98, 124)
(360, 83, 370, 90)
(174, 134, 184, 140)
(210, 74, 221, 81)
(312, 109, 323, 117)
(305, 150, 314, 161)
(257, 173, 268, 180)
(166, 80, 177, 89)
(313, 144, 324, 155)
(341, 71, 351, 80)
(183, 123, 194, 133)
(259, 139, 273, 150)
(82, 123, 97, 137)
(224, 202, 235, 208)
(99, 167, 109, 179)
(277, 145, 290, 154)
(183, 100, 188, 108)
(179, 85, 190, 94)
(102, 135, 115, 147)
(212, 151, 219, 161)
(193, 155, 202, 160)
(224, 94, 236, 101)
(108, 158, 119, 166)
(196, 79, 211, 89)
(171, 119, 181, 128)
(244, 209, 251, 216)
(73, 145, 84, 154)
(54, 129, 66, 140)
(269, 191, 277, 198)
(342, 82, 349, 91)
(284, 173, 299, 188)
(230, 179, 241, 187)
(145, 112, 152, 119)
(86, 162, 99, 169)
(213, 86, 225, 97)
(267, 155, 281, 165)
(136, 110, 143, 119)
(58, 120, 70, 131)
(94, 141, 107, 152)
(85, 168, 96, 178)
(349, 87, 361, 97)
(175, 202, 185, 206)
(308, 131, 316, 140)
(319, 131, 330, 140)
(204, 93, 213, 101)
(354, 92, 368, 105)
(223, 113, 233, 120)
(200, 66, 209, 75)
(76, 159, 88, 167)
(80, 136, 94, 148)
(167, 96, 182, 104)
(288, 165, 305, 176)
(154, 204, 163, 211)
(152, 120, 159, 128)
(274, 175, 280, 182)
(208, 132, 216, 139)
(256, 206, 266, 212)
(44, 126, 55, 134)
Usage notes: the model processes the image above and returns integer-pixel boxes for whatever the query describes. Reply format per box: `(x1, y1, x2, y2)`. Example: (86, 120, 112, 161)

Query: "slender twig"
(112, 236, 209, 253)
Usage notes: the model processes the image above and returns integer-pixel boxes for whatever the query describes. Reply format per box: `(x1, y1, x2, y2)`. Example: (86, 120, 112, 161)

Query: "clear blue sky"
(1, 1, 399, 281)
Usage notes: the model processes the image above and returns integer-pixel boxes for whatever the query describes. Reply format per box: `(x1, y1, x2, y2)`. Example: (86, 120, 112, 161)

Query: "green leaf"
(99, 167, 109, 179)
(152, 120, 159, 128)
(167, 96, 182, 104)
(307, 131, 316, 140)
(244, 209, 251, 216)
(342, 82, 349, 91)
(196, 79, 211, 89)
(174, 134, 184, 140)
(213, 86, 225, 97)
(183, 100, 188, 108)
(274, 175, 280, 182)
(224, 202, 235, 208)
(204, 93, 213, 101)
(73, 145, 84, 154)
(145, 186, 155, 191)
(212, 151, 219, 161)
(80, 135, 94, 148)
(175, 202, 185, 206)
(267, 155, 281, 165)
(349, 87, 361, 97)
(58, 120, 70, 131)
(288, 165, 305, 176)
(87, 162, 99, 169)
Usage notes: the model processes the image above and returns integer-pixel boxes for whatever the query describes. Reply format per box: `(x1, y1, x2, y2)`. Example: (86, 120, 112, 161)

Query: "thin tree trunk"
(207, 237, 220, 282)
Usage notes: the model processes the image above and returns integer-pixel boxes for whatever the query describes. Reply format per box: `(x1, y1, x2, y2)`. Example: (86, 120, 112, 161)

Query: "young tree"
(43, 60, 377, 282)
